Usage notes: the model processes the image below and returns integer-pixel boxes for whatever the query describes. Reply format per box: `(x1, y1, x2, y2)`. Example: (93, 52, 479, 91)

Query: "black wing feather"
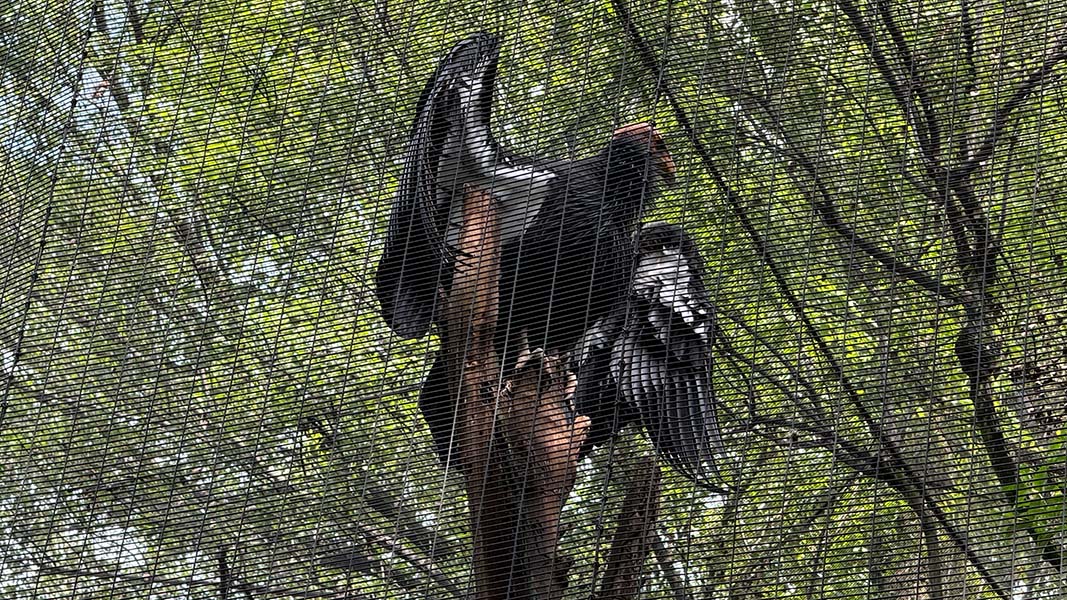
(375, 33, 500, 339)
(571, 313, 634, 460)
(574, 222, 723, 483)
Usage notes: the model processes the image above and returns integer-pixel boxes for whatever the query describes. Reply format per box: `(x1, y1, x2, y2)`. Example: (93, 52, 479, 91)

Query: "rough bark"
(595, 456, 662, 600)
(442, 184, 590, 600)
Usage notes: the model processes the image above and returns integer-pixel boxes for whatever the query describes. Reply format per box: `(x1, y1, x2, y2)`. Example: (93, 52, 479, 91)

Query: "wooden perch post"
(441, 183, 665, 600)
(441, 184, 589, 600)
(595, 456, 662, 600)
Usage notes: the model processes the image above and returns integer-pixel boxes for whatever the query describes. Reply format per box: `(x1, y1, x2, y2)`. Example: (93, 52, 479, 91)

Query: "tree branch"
(651, 531, 691, 600)
(219, 547, 232, 600)
(874, 0, 943, 158)
(714, 309, 826, 421)
(593, 456, 661, 600)
(749, 417, 1003, 599)
(959, 35, 1067, 176)
(836, 0, 938, 165)
(124, 0, 145, 44)
(942, 33, 1067, 570)
(353, 522, 466, 600)
(36, 564, 360, 600)
(727, 85, 963, 303)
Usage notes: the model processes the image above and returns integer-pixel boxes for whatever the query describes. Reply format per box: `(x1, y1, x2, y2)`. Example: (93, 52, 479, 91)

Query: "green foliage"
(2, 0, 1067, 598)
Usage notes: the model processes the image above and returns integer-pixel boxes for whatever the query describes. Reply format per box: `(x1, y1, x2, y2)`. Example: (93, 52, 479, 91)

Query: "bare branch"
(124, 0, 145, 43)
(36, 564, 359, 600)
(594, 456, 661, 600)
(874, 0, 943, 157)
(836, 0, 938, 165)
(728, 85, 963, 303)
(354, 522, 466, 600)
(149, 0, 198, 46)
(959, 35, 1067, 175)
(958, 0, 979, 161)
(651, 532, 691, 600)
(914, 494, 946, 599)
(219, 547, 232, 600)
(749, 416, 1005, 599)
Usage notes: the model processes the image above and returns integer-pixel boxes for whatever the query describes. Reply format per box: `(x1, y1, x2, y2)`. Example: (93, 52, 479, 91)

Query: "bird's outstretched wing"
(374, 33, 502, 339)
(375, 33, 557, 339)
(574, 222, 723, 484)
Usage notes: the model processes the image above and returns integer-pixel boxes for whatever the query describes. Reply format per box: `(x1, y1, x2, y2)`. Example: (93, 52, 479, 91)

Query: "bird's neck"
(601, 161, 654, 229)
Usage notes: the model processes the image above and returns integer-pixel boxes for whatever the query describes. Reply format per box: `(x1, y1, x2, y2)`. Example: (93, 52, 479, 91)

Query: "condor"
(375, 33, 721, 486)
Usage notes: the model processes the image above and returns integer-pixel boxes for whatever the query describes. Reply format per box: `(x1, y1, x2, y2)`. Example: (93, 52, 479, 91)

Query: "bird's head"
(636, 221, 708, 280)
(607, 122, 677, 186)
(594, 123, 675, 225)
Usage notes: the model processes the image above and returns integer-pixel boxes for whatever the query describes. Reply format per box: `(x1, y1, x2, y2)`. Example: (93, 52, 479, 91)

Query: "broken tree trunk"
(440, 183, 666, 600)
(502, 352, 589, 600)
(441, 184, 589, 600)
(594, 456, 662, 600)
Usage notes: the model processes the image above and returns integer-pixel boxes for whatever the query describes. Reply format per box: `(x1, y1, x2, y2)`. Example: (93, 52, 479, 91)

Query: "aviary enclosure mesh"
(2, 1, 1066, 598)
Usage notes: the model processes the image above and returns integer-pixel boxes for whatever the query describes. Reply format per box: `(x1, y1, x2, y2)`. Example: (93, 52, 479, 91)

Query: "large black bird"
(375, 33, 721, 485)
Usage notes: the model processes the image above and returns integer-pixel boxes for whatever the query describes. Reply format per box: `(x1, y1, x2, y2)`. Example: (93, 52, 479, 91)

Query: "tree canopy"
(2, 1, 1066, 598)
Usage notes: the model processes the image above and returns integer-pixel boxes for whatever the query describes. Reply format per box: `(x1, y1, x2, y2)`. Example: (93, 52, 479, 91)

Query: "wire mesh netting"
(2, 1, 1067, 598)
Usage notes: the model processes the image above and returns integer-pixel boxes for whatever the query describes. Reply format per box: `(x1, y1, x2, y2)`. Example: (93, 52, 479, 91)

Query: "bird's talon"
(515, 346, 544, 372)
(564, 371, 578, 400)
